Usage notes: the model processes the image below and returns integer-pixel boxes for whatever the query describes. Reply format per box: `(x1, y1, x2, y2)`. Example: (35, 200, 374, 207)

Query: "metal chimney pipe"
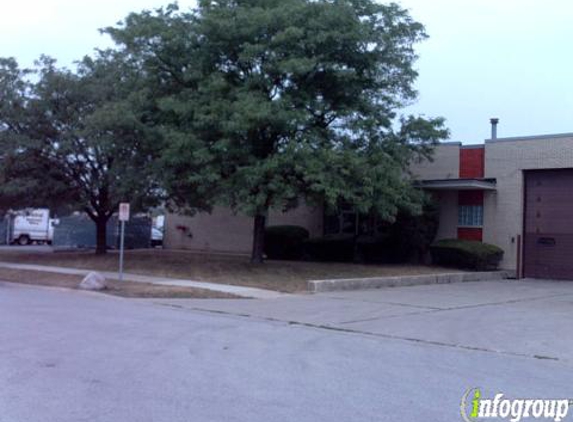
(490, 118, 499, 139)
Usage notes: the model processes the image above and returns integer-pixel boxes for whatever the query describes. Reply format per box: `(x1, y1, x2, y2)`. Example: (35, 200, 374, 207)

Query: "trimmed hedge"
(264, 225, 310, 260)
(430, 239, 504, 271)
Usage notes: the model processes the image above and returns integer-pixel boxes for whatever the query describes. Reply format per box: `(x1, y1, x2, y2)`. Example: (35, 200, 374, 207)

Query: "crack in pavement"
(427, 292, 573, 311)
(327, 291, 573, 315)
(316, 292, 573, 324)
(154, 302, 566, 364)
(340, 292, 573, 324)
(322, 296, 443, 310)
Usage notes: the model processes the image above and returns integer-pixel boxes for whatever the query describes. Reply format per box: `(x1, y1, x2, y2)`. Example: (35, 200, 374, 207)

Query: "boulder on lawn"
(79, 272, 108, 291)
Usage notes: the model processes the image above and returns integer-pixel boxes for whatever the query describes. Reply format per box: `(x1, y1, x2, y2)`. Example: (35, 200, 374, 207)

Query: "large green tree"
(0, 54, 162, 253)
(107, 0, 448, 263)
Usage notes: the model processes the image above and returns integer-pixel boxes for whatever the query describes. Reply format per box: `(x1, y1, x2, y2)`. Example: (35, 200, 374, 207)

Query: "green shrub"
(430, 239, 504, 271)
(302, 234, 397, 263)
(390, 201, 439, 263)
(301, 200, 439, 264)
(353, 234, 391, 263)
(286, 198, 440, 264)
(264, 225, 310, 260)
(358, 200, 440, 264)
(302, 234, 356, 262)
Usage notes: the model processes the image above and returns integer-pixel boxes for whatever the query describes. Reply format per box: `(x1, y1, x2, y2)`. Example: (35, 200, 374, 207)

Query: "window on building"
(324, 208, 359, 235)
(324, 205, 378, 236)
(458, 205, 483, 227)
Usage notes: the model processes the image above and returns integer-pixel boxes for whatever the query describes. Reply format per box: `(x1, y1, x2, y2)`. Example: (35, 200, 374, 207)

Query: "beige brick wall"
(484, 134, 573, 270)
(164, 204, 324, 254)
(268, 204, 324, 235)
(410, 143, 460, 180)
(433, 190, 458, 240)
(164, 208, 253, 254)
(410, 144, 460, 245)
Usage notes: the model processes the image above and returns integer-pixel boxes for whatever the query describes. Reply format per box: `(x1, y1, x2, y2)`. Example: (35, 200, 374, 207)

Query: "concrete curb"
(308, 271, 512, 293)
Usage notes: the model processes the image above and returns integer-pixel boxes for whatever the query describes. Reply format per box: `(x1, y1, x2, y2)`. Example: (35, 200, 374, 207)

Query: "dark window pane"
(324, 214, 341, 235)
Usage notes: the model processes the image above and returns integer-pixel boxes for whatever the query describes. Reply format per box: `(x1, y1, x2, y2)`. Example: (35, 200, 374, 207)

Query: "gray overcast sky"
(1, 0, 571, 144)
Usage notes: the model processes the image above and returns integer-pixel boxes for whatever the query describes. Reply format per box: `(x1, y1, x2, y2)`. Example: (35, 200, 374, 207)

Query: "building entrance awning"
(415, 178, 497, 191)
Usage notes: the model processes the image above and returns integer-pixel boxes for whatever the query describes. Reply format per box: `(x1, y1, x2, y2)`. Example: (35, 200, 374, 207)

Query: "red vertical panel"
(460, 147, 485, 178)
(458, 228, 483, 241)
(458, 146, 485, 243)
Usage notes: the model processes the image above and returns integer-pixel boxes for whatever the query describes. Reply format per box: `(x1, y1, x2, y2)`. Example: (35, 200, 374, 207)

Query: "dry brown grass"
(0, 249, 460, 293)
(0, 268, 239, 299)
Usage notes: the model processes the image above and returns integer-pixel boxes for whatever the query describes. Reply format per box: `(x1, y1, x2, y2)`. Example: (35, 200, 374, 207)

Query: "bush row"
(264, 227, 504, 271)
(429, 239, 504, 271)
(264, 228, 423, 264)
(264, 225, 310, 260)
(264, 202, 440, 264)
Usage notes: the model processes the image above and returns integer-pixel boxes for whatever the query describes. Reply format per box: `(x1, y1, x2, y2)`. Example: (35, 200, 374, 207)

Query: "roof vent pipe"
(490, 118, 499, 140)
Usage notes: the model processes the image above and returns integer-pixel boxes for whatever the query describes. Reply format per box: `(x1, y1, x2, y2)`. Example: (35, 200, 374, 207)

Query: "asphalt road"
(1, 280, 573, 422)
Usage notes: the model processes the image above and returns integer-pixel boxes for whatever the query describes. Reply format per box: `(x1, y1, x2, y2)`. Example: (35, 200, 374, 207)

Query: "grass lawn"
(0, 268, 239, 299)
(0, 249, 460, 293)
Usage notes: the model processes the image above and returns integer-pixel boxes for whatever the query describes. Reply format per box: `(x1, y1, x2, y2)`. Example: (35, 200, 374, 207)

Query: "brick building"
(414, 121, 573, 279)
(164, 121, 573, 280)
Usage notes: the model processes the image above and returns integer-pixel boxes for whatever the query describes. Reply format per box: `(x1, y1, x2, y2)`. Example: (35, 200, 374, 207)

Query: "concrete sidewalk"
(0, 261, 287, 299)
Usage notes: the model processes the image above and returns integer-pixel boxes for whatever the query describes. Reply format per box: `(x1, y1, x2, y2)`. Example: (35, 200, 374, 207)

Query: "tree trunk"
(95, 216, 108, 255)
(250, 213, 266, 264)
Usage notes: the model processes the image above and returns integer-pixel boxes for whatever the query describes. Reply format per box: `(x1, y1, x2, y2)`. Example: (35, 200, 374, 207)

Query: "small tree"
(0, 54, 163, 253)
(107, 0, 449, 263)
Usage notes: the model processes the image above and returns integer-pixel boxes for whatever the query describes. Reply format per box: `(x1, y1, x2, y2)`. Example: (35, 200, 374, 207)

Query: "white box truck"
(151, 215, 165, 247)
(10, 209, 58, 245)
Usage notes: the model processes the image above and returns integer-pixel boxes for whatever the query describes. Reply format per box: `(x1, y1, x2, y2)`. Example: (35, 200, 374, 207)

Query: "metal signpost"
(118, 203, 130, 283)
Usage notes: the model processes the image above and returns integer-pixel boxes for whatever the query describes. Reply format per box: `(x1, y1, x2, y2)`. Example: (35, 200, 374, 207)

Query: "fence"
(0, 218, 7, 245)
(52, 215, 152, 250)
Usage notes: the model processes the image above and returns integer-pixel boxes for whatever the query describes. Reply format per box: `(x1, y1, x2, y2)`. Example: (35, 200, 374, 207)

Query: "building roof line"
(486, 132, 573, 143)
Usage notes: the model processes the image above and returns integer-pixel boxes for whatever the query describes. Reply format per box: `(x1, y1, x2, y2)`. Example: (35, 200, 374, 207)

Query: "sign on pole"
(119, 203, 130, 222)
(118, 203, 130, 282)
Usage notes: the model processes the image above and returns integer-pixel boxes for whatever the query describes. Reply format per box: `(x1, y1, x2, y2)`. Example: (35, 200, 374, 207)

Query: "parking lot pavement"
(2, 279, 573, 422)
(149, 279, 573, 361)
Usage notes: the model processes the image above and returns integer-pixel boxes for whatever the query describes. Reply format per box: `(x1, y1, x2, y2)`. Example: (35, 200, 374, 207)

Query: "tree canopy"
(0, 53, 163, 253)
(105, 0, 448, 262)
(1, 0, 448, 260)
